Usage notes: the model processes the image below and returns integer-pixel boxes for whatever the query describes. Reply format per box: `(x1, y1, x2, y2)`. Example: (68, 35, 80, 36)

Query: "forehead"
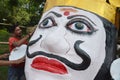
(15, 26, 21, 31)
(44, 7, 97, 17)
(41, 6, 102, 26)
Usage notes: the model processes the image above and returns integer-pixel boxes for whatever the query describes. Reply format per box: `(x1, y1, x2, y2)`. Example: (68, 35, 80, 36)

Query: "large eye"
(66, 18, 96, 34)
(39, 17, 57, 28)
(69, 22, 88, 31)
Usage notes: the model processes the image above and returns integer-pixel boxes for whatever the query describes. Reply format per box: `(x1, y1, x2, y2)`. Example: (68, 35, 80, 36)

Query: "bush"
(0, 29, 9, 80)
(0, 29, 9, 53)
(0, 29, 10, 42)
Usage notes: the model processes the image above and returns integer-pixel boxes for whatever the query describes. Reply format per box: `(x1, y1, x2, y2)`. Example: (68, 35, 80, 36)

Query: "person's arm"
(0, 57, 25, 66)
(0, 53, 9, 59)
(13, 34, 31, 47)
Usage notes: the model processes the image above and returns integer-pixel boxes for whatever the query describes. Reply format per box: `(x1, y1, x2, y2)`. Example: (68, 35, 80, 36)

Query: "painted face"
(25, 6, 106, 80)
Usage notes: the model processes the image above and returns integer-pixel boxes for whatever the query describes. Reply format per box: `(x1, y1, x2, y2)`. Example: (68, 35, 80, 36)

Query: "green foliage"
(15, 8, 31, 25)
(8, 0, 19, 7)
(0, 29, 9, 80)
(0, 66, 8, 80)
(0, 0, 10, 22)
(0, 44, 9, 54)
(0, 44, 9, 80)
(0, 0, 46, 26)
(0, 29, 10, 42)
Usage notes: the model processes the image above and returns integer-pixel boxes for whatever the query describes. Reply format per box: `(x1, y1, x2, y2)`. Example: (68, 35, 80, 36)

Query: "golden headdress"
(43, 0, 120, 24)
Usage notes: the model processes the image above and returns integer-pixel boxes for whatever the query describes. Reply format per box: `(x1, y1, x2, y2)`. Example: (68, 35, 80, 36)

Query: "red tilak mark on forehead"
(64, 11, 70, 16)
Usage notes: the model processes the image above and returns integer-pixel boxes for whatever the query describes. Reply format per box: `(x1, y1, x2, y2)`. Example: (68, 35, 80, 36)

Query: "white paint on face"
(25, 6, 106, 80)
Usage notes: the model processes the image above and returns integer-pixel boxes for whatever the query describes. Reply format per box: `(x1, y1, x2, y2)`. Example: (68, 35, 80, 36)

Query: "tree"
(0, 0, 46, 26)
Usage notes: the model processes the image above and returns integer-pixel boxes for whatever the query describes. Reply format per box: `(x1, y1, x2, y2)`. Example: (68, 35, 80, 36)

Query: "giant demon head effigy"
(25, 0, 120, 80)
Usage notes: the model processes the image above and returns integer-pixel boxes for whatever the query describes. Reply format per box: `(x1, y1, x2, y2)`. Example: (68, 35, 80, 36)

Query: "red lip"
(31, 57, 68, 74)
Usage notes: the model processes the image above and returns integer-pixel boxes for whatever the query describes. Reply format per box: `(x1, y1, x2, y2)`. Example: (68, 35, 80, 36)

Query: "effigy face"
(25, 6, 108, 80)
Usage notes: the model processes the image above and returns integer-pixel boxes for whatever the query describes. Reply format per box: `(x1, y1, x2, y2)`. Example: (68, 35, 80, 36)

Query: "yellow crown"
(43, 0, 120, 24)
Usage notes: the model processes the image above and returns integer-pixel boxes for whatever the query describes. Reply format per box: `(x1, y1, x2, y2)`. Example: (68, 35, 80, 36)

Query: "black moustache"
(27, 35, 91, 70)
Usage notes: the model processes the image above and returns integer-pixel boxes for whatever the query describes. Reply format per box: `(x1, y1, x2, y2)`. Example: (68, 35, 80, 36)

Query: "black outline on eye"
(39, 16, 57, 29)
(66, 18, 97, 35)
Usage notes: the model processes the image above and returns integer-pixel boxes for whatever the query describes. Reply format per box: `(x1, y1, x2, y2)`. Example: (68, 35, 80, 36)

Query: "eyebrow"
(67, 15, 96, 26)
(47, 11, 62, 17)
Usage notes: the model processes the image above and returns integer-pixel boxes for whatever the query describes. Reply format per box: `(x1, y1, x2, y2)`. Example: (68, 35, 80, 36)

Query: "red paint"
(87, 28, 90, 32)
(64, 11, 70, 16)
(31, 57, 68, 74)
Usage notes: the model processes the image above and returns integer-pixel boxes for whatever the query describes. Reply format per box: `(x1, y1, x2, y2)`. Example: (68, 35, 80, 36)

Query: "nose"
(41, 28, 70, 54)
(20, 29, 22, 32)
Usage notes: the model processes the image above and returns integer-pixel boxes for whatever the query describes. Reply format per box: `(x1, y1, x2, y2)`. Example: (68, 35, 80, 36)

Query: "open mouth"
(31, 56, 68, 74)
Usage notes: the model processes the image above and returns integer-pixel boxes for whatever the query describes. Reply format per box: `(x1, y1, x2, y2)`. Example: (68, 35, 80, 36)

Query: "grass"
(0, 29, 10, 80)
(0, 66, 9, 80)
(0, 44, 9, 80)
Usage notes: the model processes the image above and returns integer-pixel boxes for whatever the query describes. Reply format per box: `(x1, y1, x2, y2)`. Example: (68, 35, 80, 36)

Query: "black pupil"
(75, 22, 84, 29)
(43, 19, 49, 26)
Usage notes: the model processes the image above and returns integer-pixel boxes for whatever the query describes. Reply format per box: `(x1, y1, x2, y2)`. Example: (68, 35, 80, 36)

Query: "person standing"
(8, 24, 31, 80)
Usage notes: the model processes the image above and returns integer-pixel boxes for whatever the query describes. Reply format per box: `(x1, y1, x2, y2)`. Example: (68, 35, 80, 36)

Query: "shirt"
(9, 37, 27, 67)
